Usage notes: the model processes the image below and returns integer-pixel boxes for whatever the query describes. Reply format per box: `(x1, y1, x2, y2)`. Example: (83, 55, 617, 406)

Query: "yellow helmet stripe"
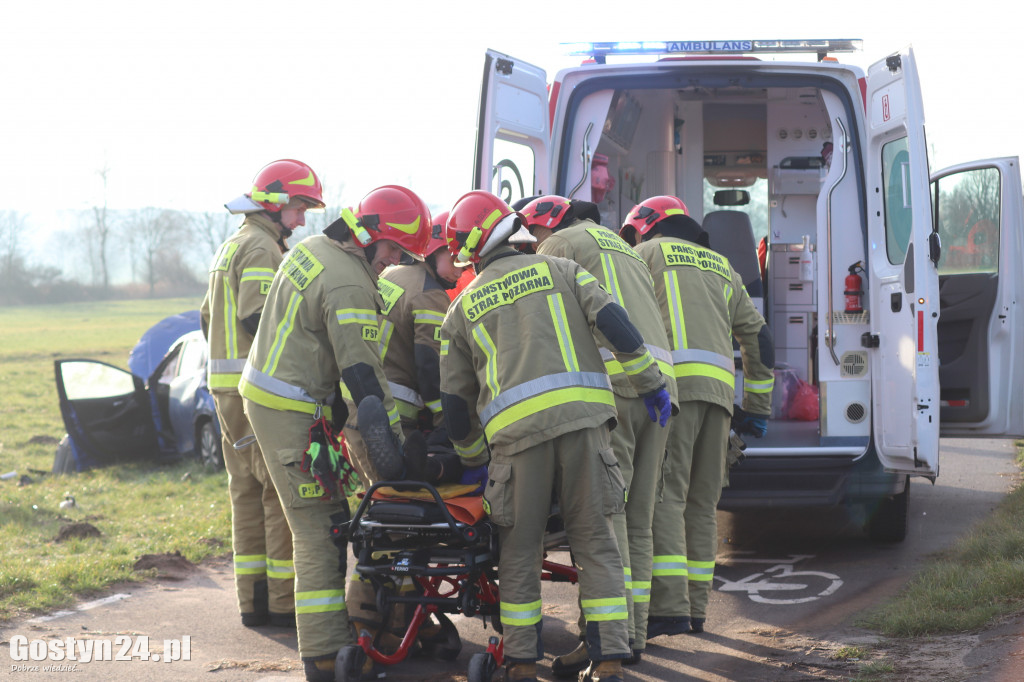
(385, 216, 421, 235)
(288, 171, 316, 187)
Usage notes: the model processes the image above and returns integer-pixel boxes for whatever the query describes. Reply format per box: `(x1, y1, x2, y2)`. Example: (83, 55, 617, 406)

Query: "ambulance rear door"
(865, 47, 941, 478)
(473, 49, 550, 206)
(933, 157, 1024, 437)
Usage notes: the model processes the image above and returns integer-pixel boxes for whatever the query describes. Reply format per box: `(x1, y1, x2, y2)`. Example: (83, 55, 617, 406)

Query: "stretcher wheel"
(467, 651, 497, 682)
(334, 645, 367, 682)
(460, 583, 480, 616)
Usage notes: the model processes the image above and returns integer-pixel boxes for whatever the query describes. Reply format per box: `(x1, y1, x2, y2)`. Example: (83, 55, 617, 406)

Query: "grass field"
(0, 298, 232, 621)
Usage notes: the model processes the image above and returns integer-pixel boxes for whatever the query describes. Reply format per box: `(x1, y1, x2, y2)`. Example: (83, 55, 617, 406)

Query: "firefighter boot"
(357, 396, 404, 481)
(551, 641, 590, 678)
(303, 648, 374, 682)
(506, 662, 539, 681)
(646, 615, 690, 639)
(240, 579, 269, 627)
(690, 617, 706, 634)
(579, 659, 625, 682)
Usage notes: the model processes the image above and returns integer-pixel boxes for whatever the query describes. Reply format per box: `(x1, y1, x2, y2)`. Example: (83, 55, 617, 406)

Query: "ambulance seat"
(703, 210, 764, 309)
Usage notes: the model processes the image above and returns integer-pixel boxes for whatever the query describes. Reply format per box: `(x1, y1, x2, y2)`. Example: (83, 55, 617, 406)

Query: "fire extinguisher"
(844, 261, 864, 314)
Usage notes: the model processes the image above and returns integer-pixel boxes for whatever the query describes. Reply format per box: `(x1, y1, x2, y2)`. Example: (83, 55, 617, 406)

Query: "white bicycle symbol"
(714, 553, 843, 605)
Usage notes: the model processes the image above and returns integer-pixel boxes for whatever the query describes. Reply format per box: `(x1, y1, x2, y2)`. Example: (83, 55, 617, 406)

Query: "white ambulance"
(472, 40, 1024, 541)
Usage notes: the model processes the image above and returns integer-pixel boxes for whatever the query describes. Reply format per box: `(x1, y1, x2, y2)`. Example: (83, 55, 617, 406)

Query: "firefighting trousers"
(650, 401, 730, 620)
(213, 392, 294, 617)
(570, 395, 670, 651)
(486, 426, 629, 663)
(243, 400, 354, 659)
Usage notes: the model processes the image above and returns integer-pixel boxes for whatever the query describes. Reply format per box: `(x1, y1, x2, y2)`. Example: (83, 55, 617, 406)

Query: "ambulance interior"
(571, 80, 871, 457)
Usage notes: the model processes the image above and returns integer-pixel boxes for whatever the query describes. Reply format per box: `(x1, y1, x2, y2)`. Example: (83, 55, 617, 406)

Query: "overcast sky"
(3, 1, 1018, 253)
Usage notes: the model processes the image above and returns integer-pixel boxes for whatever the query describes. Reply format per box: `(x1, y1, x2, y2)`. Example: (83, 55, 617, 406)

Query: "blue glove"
(734, 407, 768, 438)
(459, 465, 488, 495)
(642, 386, 672, 427)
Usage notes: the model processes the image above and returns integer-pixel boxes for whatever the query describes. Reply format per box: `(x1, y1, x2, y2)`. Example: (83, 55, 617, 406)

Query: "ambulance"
(472, 40, 1024, 541)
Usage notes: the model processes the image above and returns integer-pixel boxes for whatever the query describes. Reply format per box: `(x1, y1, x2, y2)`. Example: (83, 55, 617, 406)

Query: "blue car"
(53, 311, 223, 473)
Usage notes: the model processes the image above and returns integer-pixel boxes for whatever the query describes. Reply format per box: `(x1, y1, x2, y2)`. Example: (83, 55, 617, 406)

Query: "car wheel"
(197, 420, 223, 469)
(866, 476, 909, 543)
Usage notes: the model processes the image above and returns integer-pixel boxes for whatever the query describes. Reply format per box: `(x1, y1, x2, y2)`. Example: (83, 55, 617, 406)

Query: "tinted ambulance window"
(882, 137, 913, 266)
(933, 166, 1000, 275)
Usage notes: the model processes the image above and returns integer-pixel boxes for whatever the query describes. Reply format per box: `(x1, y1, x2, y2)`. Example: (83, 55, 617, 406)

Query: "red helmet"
(445, 191, 535, 267)
(519, 195, 572, 230)
(619, 195, 689, 245)
(425, 211, 450, 258)
(248, 159, 326, 212)
(342, 185, 431, 260)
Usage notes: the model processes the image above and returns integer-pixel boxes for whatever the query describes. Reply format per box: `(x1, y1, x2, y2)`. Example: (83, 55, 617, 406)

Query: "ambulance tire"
(866, 476, 909, 543)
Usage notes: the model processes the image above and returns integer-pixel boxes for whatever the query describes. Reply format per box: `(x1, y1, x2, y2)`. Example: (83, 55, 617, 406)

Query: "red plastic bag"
(788, 381, 819, 421)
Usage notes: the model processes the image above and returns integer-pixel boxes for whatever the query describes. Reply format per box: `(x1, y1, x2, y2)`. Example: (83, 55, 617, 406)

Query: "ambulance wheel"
(334, 645, 367, 682)
(467, 651, 496, 682)
(866, 476, 909, 543)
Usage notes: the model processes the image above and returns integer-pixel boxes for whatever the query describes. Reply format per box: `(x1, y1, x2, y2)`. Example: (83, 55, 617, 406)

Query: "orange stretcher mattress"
(370, 483, 486, 525)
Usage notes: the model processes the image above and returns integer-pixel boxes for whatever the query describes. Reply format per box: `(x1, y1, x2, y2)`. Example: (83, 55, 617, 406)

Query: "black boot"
(403, 430, 428, 481)
(646, 615, 690, 638)
(357, 396, 404, 481)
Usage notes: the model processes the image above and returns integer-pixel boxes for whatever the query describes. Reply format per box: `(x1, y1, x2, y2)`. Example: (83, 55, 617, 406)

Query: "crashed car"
(53, 310, 223, 473)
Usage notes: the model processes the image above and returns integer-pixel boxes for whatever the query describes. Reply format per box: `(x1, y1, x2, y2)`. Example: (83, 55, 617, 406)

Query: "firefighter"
(619, 196, 774, 638)
(440, 190, 673, 682)
(240, 185, 430, 682)
(518, 195, 678, 673)
(200, 159, 324, 629)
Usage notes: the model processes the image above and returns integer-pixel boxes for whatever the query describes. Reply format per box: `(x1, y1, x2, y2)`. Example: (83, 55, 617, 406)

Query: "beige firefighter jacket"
(440, 249, 666, 466)
(239, 235, 401, 435)
(200, 213, 285, 393)
(634, 234, 774, 416)
(377, 261, 451, 428)
(536, 219, 677, 404)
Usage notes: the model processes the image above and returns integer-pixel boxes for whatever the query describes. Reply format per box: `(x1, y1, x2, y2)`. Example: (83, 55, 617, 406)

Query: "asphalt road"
(0, 437, 1018, 681)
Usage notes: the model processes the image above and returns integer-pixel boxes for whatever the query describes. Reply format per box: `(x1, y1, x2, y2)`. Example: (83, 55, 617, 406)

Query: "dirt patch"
(133, 551, 197, 581)
(28, 435, 59, 446)
(54, 522, 101, 542)
(207, 658, 300, 673)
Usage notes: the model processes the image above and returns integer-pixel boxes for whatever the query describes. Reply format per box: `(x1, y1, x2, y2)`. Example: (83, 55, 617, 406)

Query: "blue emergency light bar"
(563, 39, 863, 59)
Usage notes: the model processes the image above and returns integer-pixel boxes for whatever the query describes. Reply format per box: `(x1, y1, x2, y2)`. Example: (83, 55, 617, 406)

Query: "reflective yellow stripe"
(221, 278, 239, 360)
(263, 291, 302, 376)
(240, 267, 275, 283)
(440, 338, 449, 356)
(652, 555, 687, 577)
(267, 558, 295, 580)
(599, 252, 624, 305)
(378, 319, 395, 359)
(581, 596, 628, 622)
(336, 308, 378, 325)
(665, 271, 687, 351)
(745, 377, 775, 393)
(239, 378, 327, 417)
(295, 589, 346, 614)
(425, 399, 442, 414)
(548, 293, 579, 373)
(395, 399, 421, 420)
(687, 559, 715, 582)
(576, 271, 598, 288)
(209, 373, 243, 389)
(500, 599, 543, 626)
(413, 309, 445, 325)
(631, 580, 651, 603)
(620, 350, 655, 376)
(674, 363, 736, 388)
(454, 433, 487, 460)
(484, 386, 614, 441)
(234, 554, 266, 576)
(472, 324, 500, 399)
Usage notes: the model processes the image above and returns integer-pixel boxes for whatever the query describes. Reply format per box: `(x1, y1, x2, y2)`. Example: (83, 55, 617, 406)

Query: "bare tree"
(91, 163, 113, 291)
(126, 207, 189, 296)
(192, 210, 237, 263)
(0, 210, 24, 281)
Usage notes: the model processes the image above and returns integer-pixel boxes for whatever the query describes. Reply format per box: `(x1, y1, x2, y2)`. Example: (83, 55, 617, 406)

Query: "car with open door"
(473, 40, 1024, 541)
(53, 311, 223, 473)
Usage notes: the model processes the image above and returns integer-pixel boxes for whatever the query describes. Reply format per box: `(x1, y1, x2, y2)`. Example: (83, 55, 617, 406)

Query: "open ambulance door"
(865, 47, 941, 478)
(933, 157, 1024, 437)
(473, 49, 550, 206)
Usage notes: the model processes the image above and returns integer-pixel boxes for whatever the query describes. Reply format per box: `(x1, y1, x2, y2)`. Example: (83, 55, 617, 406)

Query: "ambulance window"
(933, 167, 1000, 275)
(490, 138, 535, 208)
(702, 178, 769, 244)
(881, 138, 913, 265)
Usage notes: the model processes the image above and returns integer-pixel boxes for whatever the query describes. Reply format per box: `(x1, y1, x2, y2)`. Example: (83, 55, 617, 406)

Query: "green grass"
(0, 298, 234, 622)
(858, 447, 1024, 637)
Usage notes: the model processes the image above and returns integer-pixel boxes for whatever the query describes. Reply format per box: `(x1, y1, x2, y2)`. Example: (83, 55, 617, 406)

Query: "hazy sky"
(3, 1, 1018, 244)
